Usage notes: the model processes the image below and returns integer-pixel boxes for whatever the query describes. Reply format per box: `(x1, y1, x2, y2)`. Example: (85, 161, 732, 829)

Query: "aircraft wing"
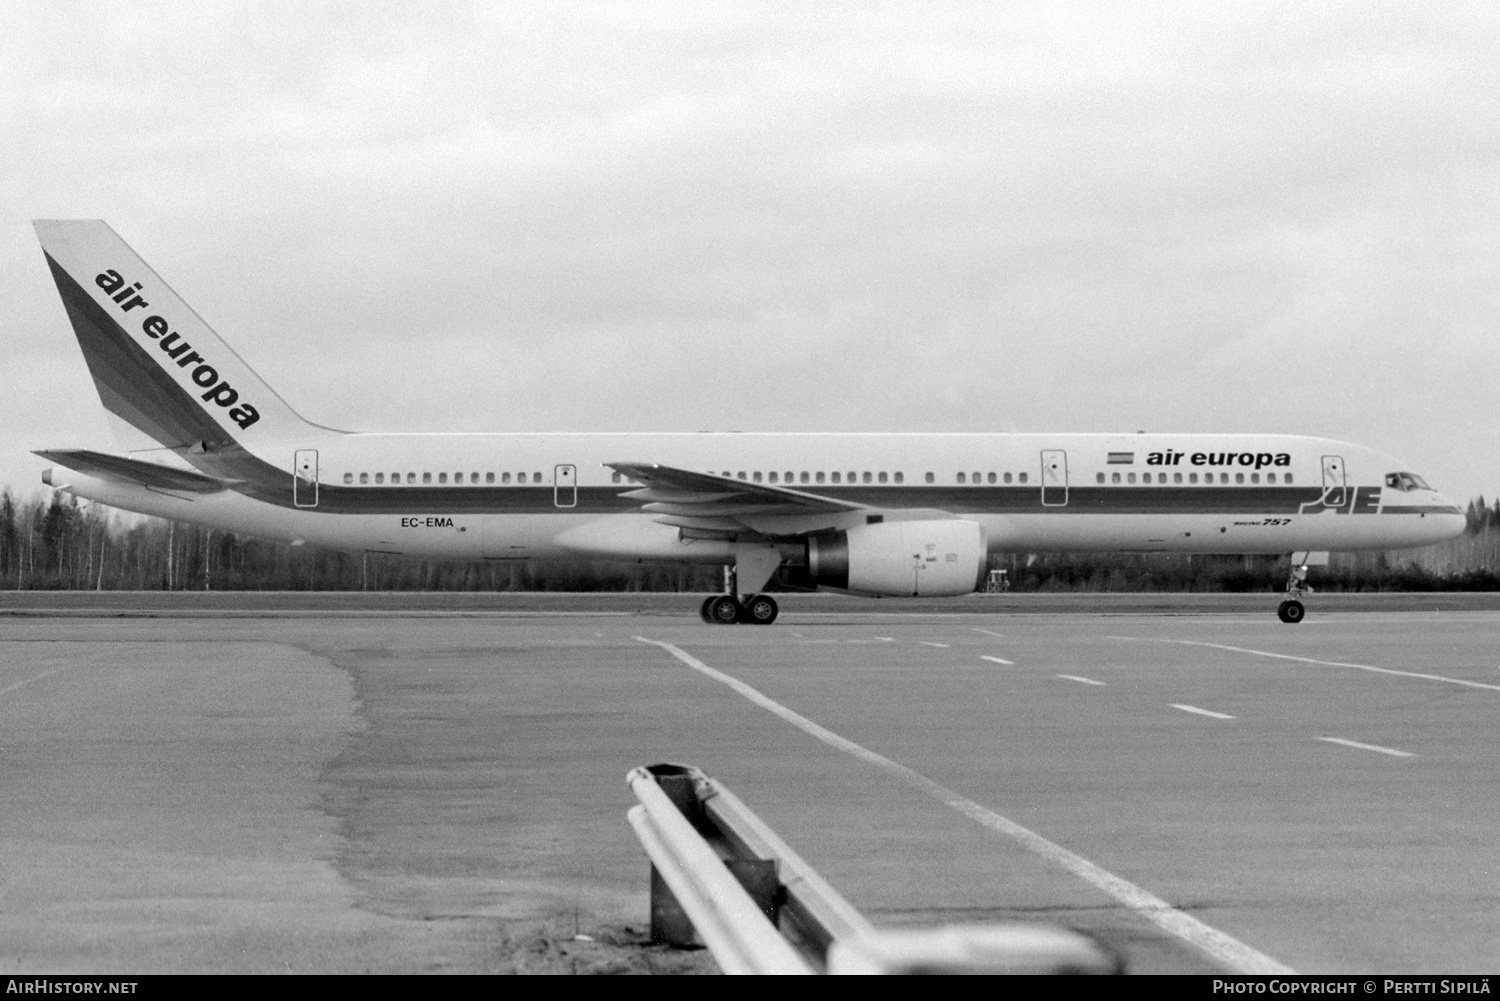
(607, 461, 868, 538)
(35, 449, 238, 494)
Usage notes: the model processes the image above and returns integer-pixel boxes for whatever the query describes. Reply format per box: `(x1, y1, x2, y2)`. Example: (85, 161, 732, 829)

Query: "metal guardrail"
(626, 762, 1122, 974)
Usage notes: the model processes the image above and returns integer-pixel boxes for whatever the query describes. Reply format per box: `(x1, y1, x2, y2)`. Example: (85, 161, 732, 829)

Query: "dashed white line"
(1057, 674, 1106, 686)
(980, 655, 1015, 665)
(0, 668, 65, 698)
(1171, 703, 1236, 720)
(973, 628, 1007, 639)
(1111, 637, 1500, 694)
(634, 635, 1293, 975)
(920, 642, 951, 648)
(1316, 737, 1415, 758)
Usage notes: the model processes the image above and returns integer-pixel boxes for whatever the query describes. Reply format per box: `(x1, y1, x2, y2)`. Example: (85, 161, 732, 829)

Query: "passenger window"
(787, 472, 795, 483)
(986, 472, 995, 484)
(1128, 472, 1136, 484)
(533, 472, 542, 483)
(610, 472, 620, 483)
(438, 473, 448, 484)
(1285, 473, 1293, 484)
(1097, 472, 1105, 484)
(769, 472, 779, 483)
(736, 471, 746, 480)
(407, 473, 416, 484)
(971, 471, 981, 484)
(957, 472, 967, 484)
(847, 471, 856, 483)
(863, 472, 873, 484)
(1189, 473, 1197, 484)
(830, 472, 840, 484)
(800, 472, 810, 484)
(1111, 472, 1121, 484)
(1173, 472, 1182, 484)
(343, 473, 353, 484)
(816, 472, 826, 484)
(1267, 473, 1275, 484)
(1251, 473, 1259, 484)
(502, 472, 511, 483)
(925, 472, 934, 484)
(1220, 473, 1229, 484)
(375, 473, 384, 484)
(753, 471, 763, 483)
(894, 472, 904, 484)
(424, 473, 433, 484)
(878, 472, 888, 484)
(1018, 472, 1028, 484)
(1004, 472, 1013, 484)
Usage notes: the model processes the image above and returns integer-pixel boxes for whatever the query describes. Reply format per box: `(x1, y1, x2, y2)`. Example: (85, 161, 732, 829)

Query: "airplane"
(30, 220, 1465, 625)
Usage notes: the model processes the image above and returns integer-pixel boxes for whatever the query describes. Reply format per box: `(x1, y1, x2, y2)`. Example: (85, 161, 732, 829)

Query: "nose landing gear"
(1277, 561, 1311, 624)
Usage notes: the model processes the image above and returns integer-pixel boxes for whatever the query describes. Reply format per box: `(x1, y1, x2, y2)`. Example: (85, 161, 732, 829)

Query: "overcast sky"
(3, 1, 1498, 508)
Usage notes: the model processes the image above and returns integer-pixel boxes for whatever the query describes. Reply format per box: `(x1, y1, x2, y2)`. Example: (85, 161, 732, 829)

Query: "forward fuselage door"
(1040, 450, 1068, 506)
(293, 449, 318, 508)
(1321, 454, 1346, 508)
(554, 464, 577, 508)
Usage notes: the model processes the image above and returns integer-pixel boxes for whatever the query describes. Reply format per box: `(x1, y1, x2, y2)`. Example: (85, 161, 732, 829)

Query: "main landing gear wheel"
(1278, 600, 1305, 624)
(740, 594, 779, 625)
(707, 595, 743, 625)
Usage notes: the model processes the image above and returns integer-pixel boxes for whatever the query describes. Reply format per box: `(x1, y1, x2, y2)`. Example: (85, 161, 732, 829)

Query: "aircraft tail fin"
(33, 220, 340, 453)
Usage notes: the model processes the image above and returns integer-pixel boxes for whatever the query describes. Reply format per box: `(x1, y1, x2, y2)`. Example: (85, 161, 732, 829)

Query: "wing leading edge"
(607, 461, 869, 539)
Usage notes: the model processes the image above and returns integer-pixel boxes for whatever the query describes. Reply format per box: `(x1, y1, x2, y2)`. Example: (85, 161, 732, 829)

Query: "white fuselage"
(48, 431, 1465, 566)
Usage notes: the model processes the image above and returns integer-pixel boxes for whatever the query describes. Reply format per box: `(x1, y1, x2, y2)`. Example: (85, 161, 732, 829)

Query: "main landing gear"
(699, 563, 779, 625)
(699, 593, 779, 625)
(1277, 560, 1311, 624)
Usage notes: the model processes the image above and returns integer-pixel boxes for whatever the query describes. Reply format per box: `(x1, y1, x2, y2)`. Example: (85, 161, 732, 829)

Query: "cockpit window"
(1385, 472, 1431, 492)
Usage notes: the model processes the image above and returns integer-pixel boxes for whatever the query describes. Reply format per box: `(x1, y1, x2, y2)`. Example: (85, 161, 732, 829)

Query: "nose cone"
(1432, 495, 1466, 541)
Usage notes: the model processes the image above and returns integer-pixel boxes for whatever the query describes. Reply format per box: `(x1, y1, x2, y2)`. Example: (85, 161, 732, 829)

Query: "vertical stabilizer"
(33, 220, 339, 452)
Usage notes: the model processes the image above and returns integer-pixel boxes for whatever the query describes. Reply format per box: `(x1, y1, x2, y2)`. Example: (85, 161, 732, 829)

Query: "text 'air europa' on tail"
(33, 219, 330, 452)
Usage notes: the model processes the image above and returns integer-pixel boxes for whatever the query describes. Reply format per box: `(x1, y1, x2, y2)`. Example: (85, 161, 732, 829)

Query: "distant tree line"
(0, 488, 1496, 593)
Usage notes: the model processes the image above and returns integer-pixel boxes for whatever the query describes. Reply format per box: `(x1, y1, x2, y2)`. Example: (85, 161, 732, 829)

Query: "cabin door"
(293, 449, 319, 508)
(1040, 450, 1068, 506)
(554, 464, 577, 508)
(1321, 455, 1346, 508)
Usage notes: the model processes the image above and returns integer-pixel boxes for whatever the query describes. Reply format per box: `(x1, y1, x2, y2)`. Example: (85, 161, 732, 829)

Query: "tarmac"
(1, 591, 1497, 974)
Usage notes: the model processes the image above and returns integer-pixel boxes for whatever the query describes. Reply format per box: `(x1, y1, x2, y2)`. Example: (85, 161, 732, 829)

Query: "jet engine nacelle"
(806, 519, 987, 597)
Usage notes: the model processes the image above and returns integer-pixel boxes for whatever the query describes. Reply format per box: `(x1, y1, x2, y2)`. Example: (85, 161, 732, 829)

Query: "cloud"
(2, 1, 1498, 503)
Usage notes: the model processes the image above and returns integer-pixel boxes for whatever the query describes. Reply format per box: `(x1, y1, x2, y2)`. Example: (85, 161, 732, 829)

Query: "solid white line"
(980, 655, 1015, 665)
(1113, 637, 1500, 694)
(635, 636, 1294, 975)
(1171, 703, 1236, 720)
(1316, 737, 1415, 758)
(1058, 674, 1106, 686)
(973, 628, 1007, 639)
(0, 668, 65, 698)
(920, 641, 951, 648)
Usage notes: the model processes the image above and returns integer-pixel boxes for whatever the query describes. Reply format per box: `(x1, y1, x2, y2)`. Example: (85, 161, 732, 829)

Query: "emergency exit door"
(1040, 450, 1068, 506)
(293, 449, 319, 508)
(1321, 455, 1346, 508)
(554, 464, 577, 508)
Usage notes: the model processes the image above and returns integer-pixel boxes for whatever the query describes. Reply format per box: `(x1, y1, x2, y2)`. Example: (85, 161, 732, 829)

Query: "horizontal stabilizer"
(35, 449, 238, 494)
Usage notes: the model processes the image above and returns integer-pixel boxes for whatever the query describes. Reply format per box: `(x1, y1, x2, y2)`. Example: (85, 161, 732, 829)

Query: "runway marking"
(1316, 737, 1415, 758)
(1113, 638, 1500, 694)
(973, 628, 1007, 639)
(980, 655, 1015, 665)
(0, 668, 66, 698)
(635, 636, 1294, 975)
(1058, 674, 1106, 686)
(1171, 704, 1235, 720)
(920, 641, 951, 648)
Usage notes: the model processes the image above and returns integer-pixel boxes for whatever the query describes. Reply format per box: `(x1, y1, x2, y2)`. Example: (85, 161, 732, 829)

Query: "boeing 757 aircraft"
(31, 220, 1464, 624)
